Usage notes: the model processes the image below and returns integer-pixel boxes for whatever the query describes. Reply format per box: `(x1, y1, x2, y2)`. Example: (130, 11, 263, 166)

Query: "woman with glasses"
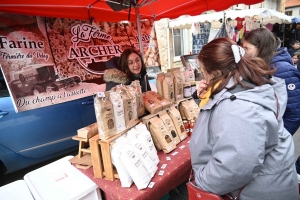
(104, 48, 151, 92)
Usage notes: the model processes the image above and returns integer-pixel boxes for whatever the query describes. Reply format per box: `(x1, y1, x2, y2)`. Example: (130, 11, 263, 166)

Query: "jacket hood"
(202, 77, 287, 121)
(103, 68, 130, 84)
(271, 47, 293, 66)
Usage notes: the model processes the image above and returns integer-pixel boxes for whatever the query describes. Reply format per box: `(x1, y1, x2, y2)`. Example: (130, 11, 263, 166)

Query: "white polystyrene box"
(24, 156, 101, 200)
(0, 180, 34, 200)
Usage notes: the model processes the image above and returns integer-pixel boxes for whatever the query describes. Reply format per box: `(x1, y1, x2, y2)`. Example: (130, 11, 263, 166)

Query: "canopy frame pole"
(136, 7, 144, 58)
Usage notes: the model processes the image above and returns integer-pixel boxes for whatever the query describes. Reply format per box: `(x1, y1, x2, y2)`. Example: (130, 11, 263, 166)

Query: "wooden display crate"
(97, 120, 140, 181)
(72, 120, 141, 181)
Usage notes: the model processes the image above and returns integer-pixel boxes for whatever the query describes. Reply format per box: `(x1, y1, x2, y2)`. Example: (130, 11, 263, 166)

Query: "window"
(172, 28, 191, 61)
(285, 11, 292, 16)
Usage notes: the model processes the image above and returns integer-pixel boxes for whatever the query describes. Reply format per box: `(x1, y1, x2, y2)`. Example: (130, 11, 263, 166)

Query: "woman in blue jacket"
(243, 28, 300, 135)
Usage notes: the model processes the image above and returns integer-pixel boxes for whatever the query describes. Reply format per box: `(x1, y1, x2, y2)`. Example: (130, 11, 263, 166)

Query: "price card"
(161, 164, 167, 169)
(158, 170, 164, 176)
(97, 92, 105, 97)
(171, 151, 178, 156)
(166, 157, 171, 161)
(148, 182, 155, 188)
(179, 145, 186, 149)
(187, 140, 190, 144)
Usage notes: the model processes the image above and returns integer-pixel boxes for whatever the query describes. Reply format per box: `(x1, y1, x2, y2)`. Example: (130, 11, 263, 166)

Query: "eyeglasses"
(128, 58, 141, 66)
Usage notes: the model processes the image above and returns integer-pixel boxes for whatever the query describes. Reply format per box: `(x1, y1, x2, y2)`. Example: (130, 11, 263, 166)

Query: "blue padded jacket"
(271, 47, 300, 135)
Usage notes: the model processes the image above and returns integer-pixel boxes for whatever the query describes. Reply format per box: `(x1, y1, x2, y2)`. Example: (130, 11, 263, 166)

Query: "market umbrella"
(0, 0, 263, 51)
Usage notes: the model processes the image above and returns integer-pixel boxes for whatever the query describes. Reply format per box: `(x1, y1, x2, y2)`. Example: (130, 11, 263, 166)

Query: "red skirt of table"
(74, 137, 191, 200)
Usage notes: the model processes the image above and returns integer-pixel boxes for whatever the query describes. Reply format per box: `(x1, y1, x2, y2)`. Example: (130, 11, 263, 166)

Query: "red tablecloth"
(75, 137, 192, 200)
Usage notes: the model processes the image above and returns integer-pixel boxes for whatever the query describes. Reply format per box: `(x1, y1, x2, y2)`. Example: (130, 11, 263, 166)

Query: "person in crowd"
(288, 40, 300, 56)
(189, 37, 298, 200)
(243, 28, 300, 136)
(292, 52, 299, 68)
(104, 48, 151, 92)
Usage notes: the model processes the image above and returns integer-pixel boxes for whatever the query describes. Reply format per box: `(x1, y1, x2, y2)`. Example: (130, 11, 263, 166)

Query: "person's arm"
(194, 99, 277, 195)
(273, 67, 300, 134)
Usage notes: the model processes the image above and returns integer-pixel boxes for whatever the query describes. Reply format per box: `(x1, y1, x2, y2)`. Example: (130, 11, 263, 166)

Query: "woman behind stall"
(104, 48, 151, 92)
(189, 38, 298, 200)
(243, 28, 300, 136)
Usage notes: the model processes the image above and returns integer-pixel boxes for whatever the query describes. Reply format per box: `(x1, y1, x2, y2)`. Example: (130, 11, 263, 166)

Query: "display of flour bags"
(145, 91, 172, 110)
(163, 73, 175, 104)
(143, 94, 163, 114)
(127, 135, 158, 178)
(109, 91, 126, 134)
(111, 136, 133, 187)
(130, 82, 146, 117)
(184, 67, 195, 82)
(134, 123, 159, 165)
(94, 92, 116, 140)
(149, 116, 176, 153)
(180, 100, 197, 121)
(167, 105, 188, 141)
(120, 143, 152, 190)
(158, 110, 180, 146)
(167, 68, 184, 102)
(156, 72, 165, 97)
(120, 87, 138, 128)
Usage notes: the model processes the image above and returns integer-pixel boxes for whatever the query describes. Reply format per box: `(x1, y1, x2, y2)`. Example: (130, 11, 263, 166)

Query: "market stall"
(169, 8, 292, 29)
(169, 8, 292, 53)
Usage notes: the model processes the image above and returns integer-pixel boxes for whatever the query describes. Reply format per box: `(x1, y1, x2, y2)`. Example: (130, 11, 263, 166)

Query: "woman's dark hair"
(118, 48, 147, 77)
(243, 28, 277, 64)
(198, 37, 275, 98)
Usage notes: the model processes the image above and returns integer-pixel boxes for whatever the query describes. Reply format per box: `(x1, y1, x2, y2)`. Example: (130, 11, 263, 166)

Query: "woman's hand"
(197, 80, 208, 98)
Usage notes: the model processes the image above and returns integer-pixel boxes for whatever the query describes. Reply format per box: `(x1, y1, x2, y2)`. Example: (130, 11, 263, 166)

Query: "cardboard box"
(24, 156, 101, 200)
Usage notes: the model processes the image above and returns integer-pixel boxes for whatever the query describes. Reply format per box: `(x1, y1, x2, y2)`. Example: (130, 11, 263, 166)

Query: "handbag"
(186, 170, 245, 200)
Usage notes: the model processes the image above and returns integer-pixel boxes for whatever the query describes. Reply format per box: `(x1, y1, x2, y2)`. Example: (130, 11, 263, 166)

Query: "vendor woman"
(104, 48, 151, 92)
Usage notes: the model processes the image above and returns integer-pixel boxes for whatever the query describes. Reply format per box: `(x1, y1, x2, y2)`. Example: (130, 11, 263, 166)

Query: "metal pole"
(135, 7, 144, 58)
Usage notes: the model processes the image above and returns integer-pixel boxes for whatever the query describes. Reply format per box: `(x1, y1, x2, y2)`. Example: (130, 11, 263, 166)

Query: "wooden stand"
(71, 120, 140, 181)
(98, 120, 140, 181)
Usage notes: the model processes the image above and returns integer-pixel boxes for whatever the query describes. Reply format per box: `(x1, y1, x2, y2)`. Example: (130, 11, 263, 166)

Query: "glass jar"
(189, 120, 195, 136)
(183, 82, 192, 98)
(183, 120, 190, 135)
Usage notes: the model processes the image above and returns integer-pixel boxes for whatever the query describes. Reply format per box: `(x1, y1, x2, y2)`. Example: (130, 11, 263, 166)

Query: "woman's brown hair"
(243, 28, 277, 64)
(118, 48, 147, 78)
(198, 37, 275, 98)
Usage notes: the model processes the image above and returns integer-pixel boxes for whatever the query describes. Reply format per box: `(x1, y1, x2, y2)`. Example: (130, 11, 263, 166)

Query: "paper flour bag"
(109, 91, 126, 134)
(94, 92, 116, 140)
(158, 110, 180, 146)
(167, 105, 187, 141)
(149, 116, 176, 154)
(120, 143, 151, 190)
(127, 137, 158, 178)
(134, 123, 159, 165)
(111, 136, 133, 187)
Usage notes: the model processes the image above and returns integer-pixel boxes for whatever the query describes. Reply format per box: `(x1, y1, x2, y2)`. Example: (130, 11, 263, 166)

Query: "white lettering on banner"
(134, 34, 152, 42)
(0, 50, 50, 61)
(71, 24, 112, 43)
(69, 23, 123, 70)
(68, 45, 122, 59)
